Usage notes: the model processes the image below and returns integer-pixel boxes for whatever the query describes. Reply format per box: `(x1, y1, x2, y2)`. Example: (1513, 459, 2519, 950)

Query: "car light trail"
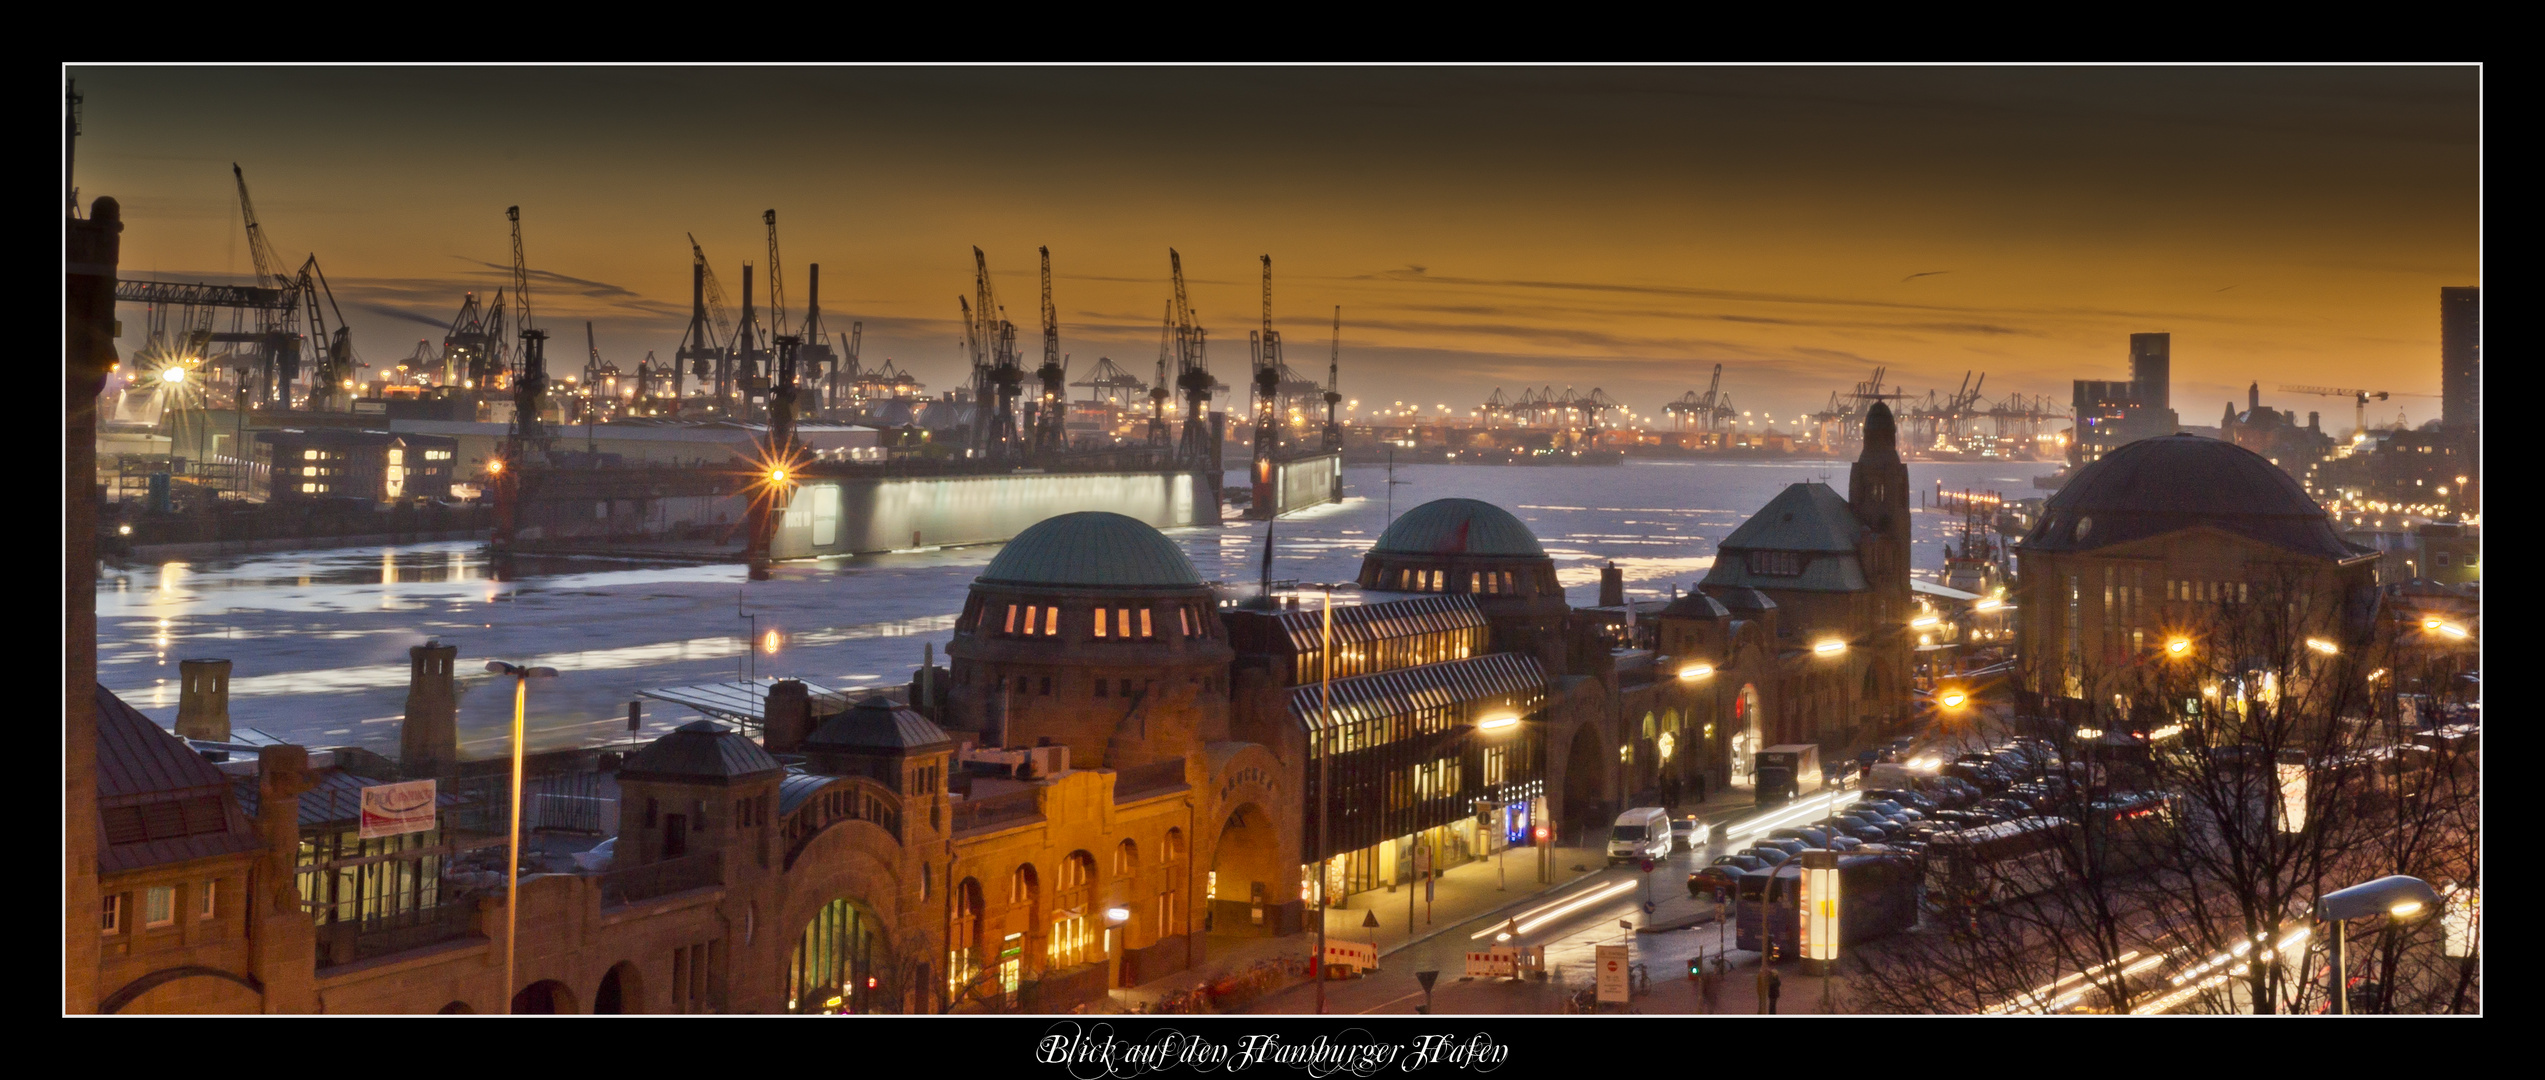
(1724, 790, 1861, 840)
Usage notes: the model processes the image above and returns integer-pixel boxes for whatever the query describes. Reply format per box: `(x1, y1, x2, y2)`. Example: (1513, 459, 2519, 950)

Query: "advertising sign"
(1595, 944, 1629, 1002)
(358, 779, 438, 839)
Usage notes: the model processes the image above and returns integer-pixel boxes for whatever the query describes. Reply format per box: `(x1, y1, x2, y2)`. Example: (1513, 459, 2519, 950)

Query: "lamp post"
(2318, 874, 2439, 1014)
(486, 659, 558, 1011)
(1314, 583, 1335, 1016)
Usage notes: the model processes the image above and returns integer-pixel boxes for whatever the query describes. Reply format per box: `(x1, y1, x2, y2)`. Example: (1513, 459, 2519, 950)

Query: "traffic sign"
(1643, 900, 1656, 916)
(1595, 944, 1629, 1003)
(1640, 858, 1655, 874)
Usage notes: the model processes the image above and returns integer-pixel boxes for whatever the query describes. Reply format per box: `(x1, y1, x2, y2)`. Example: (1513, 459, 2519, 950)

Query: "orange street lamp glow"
(1939, 690, 1968, 709)
(2165, 638, 2191, 656)
(486, 459, 504, 475)
(769, 467, 789, 483)
(2306, 638, 2339, 655)
(1812, 639, 1846, 656)
(1678, 664, 1714, 681)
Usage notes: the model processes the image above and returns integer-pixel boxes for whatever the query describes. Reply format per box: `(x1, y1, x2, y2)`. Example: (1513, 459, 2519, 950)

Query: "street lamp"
(486, 659, 559, 1011)
(1800, 849, 1841, 1012)
(2317, 875, 2440, 1014)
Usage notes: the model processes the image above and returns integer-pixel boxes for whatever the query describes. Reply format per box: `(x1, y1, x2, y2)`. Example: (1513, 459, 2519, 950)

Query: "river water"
(98, 459, 2053, 758)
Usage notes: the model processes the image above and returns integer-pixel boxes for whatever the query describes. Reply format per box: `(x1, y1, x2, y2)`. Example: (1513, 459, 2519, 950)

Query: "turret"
(175, 658, 232, 742)
(399, 641, 458, 776)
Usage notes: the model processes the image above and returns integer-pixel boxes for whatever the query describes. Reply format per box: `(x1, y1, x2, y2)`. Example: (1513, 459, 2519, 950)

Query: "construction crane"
(966, 248, 1025, 460)
(1250, 255, 1283, 464)
(506, 206, 548, 450)
(1169, 249, 1215, 466)
(2279, 384, 2440, 437)
(1322, 306, 1345, 450)
(735, 262, 766, 414)
(1034, 246, 1067, 453)
(294, 255, 357, 409)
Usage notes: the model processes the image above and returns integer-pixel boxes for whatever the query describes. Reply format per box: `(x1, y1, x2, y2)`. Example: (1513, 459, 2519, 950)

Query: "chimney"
(764, 679, 813, 752)
(1599, 562, 1625, 607)
(2248, 382, 2260, 415)
(175, 658, 233, 741)
(399, 640, 459, 776)
(2308, 411, 2321, 432)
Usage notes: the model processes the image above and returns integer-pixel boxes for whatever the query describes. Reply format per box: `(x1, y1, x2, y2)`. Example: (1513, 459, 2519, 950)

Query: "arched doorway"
(1000, 864, 1039, 1002)
(595, 961, 641, 1013)
(1560, 722, 1609, 846)
(790, 897, 886, 1013)
(1209, 803, 1283, 937)
(510, 979, 573, 1014)
(949, 877, 985, 1005)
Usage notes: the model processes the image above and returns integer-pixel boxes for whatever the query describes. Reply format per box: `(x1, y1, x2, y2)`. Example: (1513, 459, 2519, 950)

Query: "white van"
(1606, 807, 1674, 865)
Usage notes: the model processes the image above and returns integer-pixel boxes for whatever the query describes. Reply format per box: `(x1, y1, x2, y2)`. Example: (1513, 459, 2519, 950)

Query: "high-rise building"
(2069, 333, 2181, 467)
(2440, 287, 2480, 432)
(2130, 333, 2171, 413)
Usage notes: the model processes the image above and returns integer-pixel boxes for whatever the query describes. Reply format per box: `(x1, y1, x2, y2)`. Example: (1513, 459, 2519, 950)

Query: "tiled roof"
(1271, 594, 1489, 653)
(980, 512, 1202, 588)
(1371, 498, 1547, 558)
(806, 696, 956, 754)
(620, 719, 782, 782)
(1717, 483, 1863, 554)
(230, 768, 469, 830)
(2023, 434, 2363, 560)
(93, 685, 261, 874)
(1286, 652, 1546, 731)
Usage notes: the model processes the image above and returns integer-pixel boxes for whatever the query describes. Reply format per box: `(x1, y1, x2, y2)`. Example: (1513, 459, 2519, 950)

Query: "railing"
(950, 789, 1044, 836)
(1113, 760, 1188, 803)
(318, 902, 481, 969)
(598, 850, 724, 907)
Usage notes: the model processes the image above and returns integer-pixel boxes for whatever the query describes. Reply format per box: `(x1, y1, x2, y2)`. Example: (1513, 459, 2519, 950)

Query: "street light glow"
(1812, 639, 1846, 655)
(1478, 715, 1519, 731)
(1939, 690, 1967, 709)
(2165, 638, 2191, 656)
(1678, 664, 1713, 681)
(2305, 638, 2339, 655)
(2389, 900, 2424, 918)
(160, 365, 187, 385)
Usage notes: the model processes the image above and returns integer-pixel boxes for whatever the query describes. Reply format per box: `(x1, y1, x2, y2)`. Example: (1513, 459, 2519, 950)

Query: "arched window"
(1052, 851, 1097, 968)
(949, 878, 984, 1000)
(1157, 829, 1186, 937)
(1114, 838, 1139, 879)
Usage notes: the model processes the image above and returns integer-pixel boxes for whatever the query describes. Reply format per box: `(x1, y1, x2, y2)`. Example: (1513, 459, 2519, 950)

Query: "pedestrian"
(1767, 969, 1783, 1014)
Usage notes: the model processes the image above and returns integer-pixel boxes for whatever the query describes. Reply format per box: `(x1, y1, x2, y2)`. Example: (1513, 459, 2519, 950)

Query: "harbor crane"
(231, 163, 306, 409)
(1169, 249, 1215, 467)
(1034, 247, 1068, 453)
(677, 234, 737, 411)
(1250, 255, 1284, 464)
(1664, 364, 1737, 432)
(2280, 384, 2441, 437)
(1323, 306, 1344, 450)
(1149, 302, 1173, 448)
(506, 206, 549, 450)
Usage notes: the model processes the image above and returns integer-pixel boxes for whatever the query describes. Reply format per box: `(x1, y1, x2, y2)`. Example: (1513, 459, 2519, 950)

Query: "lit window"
(145, 885, 175, 928)
(1093, 608, 1108, 638)
(1004, 605, 1018, 634)
(303, 466, 318, 476)
(1179, 607, 1192, 636)
(1044, 606, 1059, 636)
(198, 880, 216, 920)
(303, 449, 319, 460)
(302, 483, 317, 493)
(1140, 608, 1153, 638)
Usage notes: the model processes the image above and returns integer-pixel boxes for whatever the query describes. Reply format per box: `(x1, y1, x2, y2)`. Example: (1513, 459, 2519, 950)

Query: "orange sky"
(69, 66, 2480, 426)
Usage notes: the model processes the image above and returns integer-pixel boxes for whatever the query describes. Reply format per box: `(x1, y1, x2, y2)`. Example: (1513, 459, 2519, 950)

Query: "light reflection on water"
(98, 460, 2052, 759)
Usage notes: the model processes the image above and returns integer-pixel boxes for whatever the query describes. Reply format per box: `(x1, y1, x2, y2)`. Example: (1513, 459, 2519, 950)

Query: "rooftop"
(979, 511, 1202, 589)
(2023, 434, 2365, 560)
(1369, 498, 1546, 559)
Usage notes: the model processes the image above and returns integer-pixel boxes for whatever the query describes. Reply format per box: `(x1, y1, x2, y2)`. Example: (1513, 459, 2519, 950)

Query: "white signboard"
(1595, 944, 1630, 1003)
(1324, 938, 1380, 973)
(359, 779, 438, 839)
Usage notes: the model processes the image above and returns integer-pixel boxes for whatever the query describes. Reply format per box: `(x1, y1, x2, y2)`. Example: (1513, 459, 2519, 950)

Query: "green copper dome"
(979, 512, 1203, 588)
(1371, 498, 1546, 558)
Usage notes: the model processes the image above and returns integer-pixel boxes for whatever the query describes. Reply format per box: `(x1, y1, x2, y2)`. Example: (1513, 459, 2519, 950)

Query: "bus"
(1922, 816, 2072, 910)
(1734, 853, 1917, 958)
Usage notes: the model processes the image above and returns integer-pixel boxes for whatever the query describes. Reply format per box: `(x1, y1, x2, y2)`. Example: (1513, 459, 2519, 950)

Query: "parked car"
(1859, 799, 1923, 822)
(1711, 853, 1769, 873)
(1770, 826, 1836, 849)
(1825, 836, 1867, 852)
(570, 837, 618, 873)
(1690, 864, 1747, 898)
(1866, 788, 1939, 813)
(1748, 838, 1809, 860)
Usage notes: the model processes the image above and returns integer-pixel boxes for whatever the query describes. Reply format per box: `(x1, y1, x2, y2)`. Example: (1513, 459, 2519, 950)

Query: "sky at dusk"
(68, 65, 2480, 426)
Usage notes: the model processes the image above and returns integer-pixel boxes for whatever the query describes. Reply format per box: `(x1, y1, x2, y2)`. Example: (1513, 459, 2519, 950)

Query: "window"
(145, 885, 176, 928)
(1483, 745, 1508, 787)
(1179, 607, 1192, 637)
(1115, 839, 1139, 878)
(1039, 676, 1051, 696)
(1140, 608, 1153, 638)
(1045, 606, 1060, 636)
(303, 449, 319, 460)
(1094, 678, 1108, 698)
(1747, 550, 1805, 577)
(198, 880, 217, 920)
(1004, 605, 1019, 634)
(1093, 608, 1108, 638)
(102, 894, 121, 935)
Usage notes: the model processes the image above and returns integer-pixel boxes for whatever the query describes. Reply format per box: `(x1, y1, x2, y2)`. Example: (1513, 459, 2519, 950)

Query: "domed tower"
(1357, 497, 1569, 675)
(944, 512, 1233, 771)
(2015, 434, 2376, 704)
(1849, 403, 1913, 723)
